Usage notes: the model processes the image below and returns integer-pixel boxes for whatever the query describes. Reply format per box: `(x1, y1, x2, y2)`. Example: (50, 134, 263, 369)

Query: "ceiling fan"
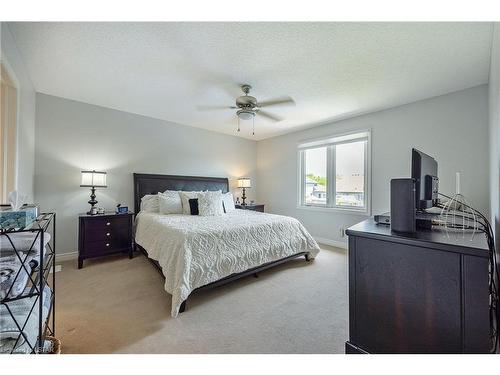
(197, 84, 295, 135)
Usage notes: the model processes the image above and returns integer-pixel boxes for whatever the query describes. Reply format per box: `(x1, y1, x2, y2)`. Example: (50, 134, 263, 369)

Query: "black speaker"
(390, 178, 416, 233)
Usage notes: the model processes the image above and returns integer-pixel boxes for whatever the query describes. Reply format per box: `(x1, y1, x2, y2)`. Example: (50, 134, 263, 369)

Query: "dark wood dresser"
(346, 219, 491, 354)
(235, 204, 265, 212)
(78, 212, 134, 269)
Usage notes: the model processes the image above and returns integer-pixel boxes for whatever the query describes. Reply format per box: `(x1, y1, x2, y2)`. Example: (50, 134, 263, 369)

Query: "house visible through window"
(298, 131, 370, 212)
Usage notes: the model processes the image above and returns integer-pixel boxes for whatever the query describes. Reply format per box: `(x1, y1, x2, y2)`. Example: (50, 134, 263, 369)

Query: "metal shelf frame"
(1, 212, 56, 354)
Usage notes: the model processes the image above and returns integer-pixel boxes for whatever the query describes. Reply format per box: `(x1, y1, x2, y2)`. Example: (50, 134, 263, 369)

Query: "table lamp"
(80, 170, 107, 215)
(237, 177, 251, 206)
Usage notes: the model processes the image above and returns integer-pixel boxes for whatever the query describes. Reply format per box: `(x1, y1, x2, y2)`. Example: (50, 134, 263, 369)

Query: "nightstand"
(78, 212, 134, 269)
(235, 204, 265, 213)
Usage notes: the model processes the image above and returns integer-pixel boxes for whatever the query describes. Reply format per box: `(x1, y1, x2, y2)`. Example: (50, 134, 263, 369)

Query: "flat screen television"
(411, 148, 438, 210)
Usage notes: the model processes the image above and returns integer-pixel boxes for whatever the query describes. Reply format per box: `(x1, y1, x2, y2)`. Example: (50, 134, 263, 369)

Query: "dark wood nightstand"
(78, 212, 134, 269)
(235, 204, 265, 213)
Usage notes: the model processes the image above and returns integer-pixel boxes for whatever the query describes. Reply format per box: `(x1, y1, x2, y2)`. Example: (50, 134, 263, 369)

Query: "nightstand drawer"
(83, 239, 130, 256)
(83, 216, 128, 232)
(83, 222, 129, 242)
(235, 204, 265, 212)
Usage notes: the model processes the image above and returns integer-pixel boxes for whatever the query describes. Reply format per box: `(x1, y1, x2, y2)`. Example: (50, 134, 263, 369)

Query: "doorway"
(0, 61, 18, 203)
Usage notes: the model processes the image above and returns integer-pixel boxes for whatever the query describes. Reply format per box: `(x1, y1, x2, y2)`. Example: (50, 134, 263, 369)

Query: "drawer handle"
(106, 222, 111, 226)
(105, 243, 110, 247)
(106, 232, 110, 236)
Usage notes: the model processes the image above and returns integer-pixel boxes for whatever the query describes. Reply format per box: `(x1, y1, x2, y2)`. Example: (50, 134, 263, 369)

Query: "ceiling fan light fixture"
(236, 109, 255, 121)
(236, 109, 256, 135)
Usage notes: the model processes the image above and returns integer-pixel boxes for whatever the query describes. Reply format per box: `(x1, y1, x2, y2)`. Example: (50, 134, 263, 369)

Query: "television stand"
(346, 218, 491, 353)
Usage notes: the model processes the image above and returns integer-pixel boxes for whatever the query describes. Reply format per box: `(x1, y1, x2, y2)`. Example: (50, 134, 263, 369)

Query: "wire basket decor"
(438, 172, 479, 241)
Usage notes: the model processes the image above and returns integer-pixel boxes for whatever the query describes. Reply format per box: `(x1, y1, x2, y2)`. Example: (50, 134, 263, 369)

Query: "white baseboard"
(55, 251, 78, 262)
(314, 237, 348, 250)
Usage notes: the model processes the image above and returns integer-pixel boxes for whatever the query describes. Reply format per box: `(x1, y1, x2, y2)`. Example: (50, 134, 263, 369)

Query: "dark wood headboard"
(133, 173, 229, 213)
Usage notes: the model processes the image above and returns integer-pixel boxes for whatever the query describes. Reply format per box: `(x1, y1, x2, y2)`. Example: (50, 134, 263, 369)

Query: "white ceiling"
(7, 22, 493, 140)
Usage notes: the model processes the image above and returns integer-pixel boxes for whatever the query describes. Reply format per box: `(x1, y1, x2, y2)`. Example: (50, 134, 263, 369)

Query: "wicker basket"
(44, 336, 61, 354)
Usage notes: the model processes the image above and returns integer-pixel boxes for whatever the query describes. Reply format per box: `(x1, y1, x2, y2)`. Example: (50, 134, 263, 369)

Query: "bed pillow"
(198, 191, 224, 217)
(188, 198, 199, 215)
(140, 194, 159, 212)
(179, 191, 202, 215)
(222, 192, 236, 213)
(158, 190, 183, 214)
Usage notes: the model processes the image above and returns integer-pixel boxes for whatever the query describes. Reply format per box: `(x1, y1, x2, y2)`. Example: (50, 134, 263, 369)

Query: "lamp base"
(241, 187, 247, 206)
(87, 187, 98, 215)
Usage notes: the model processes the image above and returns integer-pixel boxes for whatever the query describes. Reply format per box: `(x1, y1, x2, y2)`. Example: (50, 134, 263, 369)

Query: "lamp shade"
(80, 170, 107, 188)
(237, 178, 251, 188)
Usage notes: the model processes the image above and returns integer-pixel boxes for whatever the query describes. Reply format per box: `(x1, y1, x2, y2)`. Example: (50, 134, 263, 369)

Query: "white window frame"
(297, 129, 371, 215)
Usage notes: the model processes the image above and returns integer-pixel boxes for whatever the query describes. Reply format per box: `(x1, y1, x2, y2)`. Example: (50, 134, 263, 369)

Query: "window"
(298, 131, 370, 213)
(304, 146, 328, 205)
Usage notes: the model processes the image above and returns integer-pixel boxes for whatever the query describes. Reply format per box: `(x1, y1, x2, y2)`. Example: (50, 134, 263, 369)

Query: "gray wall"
(489, 23, 500, 253)
(35, 94, 257, 254)
(257, 85, 490, 245)
(1, 23, 36, 201)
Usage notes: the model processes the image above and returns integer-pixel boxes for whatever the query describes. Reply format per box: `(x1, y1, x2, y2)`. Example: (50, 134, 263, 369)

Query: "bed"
(133, 173, 320, 317)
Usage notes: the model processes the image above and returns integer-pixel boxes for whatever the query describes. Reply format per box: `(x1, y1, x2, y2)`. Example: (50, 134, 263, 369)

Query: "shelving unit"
(0, 212, 56, 354)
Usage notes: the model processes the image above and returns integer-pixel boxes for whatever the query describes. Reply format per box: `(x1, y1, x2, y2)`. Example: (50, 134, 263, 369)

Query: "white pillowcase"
(140, 194, 159, 212)
(222, 192, 236, 213)
(158, 190, 183, 214)
(179, 191, 202, 215)
(198, 191, 224, 216)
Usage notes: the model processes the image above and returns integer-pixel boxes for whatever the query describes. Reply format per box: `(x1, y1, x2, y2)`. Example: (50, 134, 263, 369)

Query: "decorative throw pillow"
(188, 198, 199, 215)
(222, 192, 236, 213)
(198, 191, 224, 217)
(158, 190, 183, 214)
(140, 194, 159, 212)
(179, 191, 202, 215)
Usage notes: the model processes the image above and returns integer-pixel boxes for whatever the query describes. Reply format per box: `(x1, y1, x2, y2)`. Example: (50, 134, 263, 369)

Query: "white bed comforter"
(135, 209, 320, 317)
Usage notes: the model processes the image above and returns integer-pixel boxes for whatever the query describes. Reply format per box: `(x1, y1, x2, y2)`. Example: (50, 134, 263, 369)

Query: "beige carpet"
(55, 245, 348, 353)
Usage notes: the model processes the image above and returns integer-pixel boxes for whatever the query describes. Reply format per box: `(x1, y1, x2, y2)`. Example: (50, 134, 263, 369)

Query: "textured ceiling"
(7, 22, 493, 140)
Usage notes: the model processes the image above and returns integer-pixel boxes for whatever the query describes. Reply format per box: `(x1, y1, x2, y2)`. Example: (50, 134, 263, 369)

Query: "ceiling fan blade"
(196, 105, 236, 111)
(258, 96, 295, 107)
(257, 110, 283, 122)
